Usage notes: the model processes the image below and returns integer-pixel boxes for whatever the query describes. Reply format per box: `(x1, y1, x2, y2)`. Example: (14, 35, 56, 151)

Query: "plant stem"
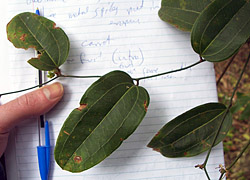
(218, 139, 250, 180)
(202, 52, 250, 173)
(218, 173, 224, 180)
(133, 59, 205, 81)
(59, 74, 101, 78)
(226, 139, 250, 170)
(0, 76, 59, 96)
(204, 167, 211, 180)
(0, 59, 204, 96)
(216, 54, 236, 86)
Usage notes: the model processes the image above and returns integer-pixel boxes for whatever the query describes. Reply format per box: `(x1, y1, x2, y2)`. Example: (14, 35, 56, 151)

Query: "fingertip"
(42, 82, 64, 101)
(0, 82, 64, 132)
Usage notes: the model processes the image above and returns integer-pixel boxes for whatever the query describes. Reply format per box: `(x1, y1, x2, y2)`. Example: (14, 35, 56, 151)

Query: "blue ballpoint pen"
(36, 8, 51, 180)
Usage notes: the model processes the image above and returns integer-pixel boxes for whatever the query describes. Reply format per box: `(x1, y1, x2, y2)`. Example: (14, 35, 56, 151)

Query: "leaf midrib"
(160, 107, 225, 140)
(159, 109, 226, 148)
(57, 73, 130, 158)
(204, 15, 250, 58)
(18, 13, 60, 67)
(70, 86, 141, 169)
(59, 82, 134, 166)
(200, 0, 246, 54)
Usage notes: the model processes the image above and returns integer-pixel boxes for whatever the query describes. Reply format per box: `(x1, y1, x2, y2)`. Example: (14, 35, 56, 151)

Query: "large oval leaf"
(54, 71, 150, 172)
(7, 12, 70, 71)
(158, 0, 213, 31)
(147, 103, 232, 157)
(191, 0, 250, 62)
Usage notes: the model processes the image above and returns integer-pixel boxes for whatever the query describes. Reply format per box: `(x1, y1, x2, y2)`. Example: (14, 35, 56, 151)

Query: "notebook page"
(4, 0, 224, 179)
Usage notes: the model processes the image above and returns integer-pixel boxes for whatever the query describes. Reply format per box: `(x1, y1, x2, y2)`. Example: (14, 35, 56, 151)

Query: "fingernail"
(43, 82, 63, 100)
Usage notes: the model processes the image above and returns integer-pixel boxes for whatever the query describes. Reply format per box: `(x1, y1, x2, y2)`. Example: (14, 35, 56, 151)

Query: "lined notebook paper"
(2, 0, 224, 179)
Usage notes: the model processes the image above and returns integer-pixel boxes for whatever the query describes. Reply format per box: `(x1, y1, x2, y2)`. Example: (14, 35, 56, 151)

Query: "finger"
(0, 82, 64, 133)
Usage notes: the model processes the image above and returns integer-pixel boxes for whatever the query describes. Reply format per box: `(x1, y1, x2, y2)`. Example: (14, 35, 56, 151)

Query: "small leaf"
(191, 0, 250, 62)
(7, 12, 70, 71)
(158, 0, 213, 31)
(54, 71, 150, 172)
(147, 103, 232, 157)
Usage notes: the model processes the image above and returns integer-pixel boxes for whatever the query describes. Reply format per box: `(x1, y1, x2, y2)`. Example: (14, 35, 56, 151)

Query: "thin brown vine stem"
(0, 76, 59, 96)
(216, 54, 236, 86)
(1, 59, 205, 96)
(204, 167, 211, 180)
(218, 172, 225, 180)
(202, 51, 250, 170)
(224, 139, 250, 175)
(133, 59, 205, 81)
(59, 74, 102, 78)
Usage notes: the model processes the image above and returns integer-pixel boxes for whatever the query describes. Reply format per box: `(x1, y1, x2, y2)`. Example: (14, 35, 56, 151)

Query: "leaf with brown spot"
(148, 103, 232, 157)
(7, 12, 69, 71)
(191, 0, 250, 62)
(54, 71, 150, 172)
(77, 104, 87, 111)
(159, 0, 214, 31)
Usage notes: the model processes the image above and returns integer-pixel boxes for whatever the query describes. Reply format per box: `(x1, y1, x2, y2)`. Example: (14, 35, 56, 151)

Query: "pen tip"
(36, 8, 40, 15)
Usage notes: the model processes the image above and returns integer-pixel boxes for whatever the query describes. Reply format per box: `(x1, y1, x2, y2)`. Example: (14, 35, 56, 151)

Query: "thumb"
(0, 82, 64, 133)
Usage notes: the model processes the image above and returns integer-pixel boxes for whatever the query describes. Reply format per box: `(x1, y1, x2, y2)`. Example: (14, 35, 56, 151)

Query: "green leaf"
(54, 71, 150, 172)
(240, 103, 250, 120)
(147, 103, 232, 157)
(7, 12, 70, 71)
(158, 0, 213, 31)
(191, 0, 250, 62)
(231, 92, 250, 116)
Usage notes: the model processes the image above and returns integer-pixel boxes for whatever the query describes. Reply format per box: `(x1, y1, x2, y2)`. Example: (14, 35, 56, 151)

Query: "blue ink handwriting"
(126, 0, 144, 15)
(26, 0, 65, 5)
(112, 48, 144, 69)
(81, 35, 111, 47)
(109, 18, 140, 27)
(93, 2, 118, 18)
(68, 7, 89, 19)
(80, 52, 102, 64)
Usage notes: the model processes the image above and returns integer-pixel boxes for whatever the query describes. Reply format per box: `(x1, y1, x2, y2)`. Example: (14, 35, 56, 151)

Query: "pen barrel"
(45, 146, 50, 176)
(45, 121, 51, 175)
(37, 146, 48, 180)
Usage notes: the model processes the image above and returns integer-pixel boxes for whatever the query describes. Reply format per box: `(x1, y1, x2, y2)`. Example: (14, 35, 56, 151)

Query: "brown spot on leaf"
(201, 140, 211, 148)
(20, 34, 27, 41)
(144, 100, 148, 112)
(155, 131, 160, 137)
(120, 138, 124, 141)
(184, 152, 187, 156)
(74, 156, 82, 164)
(63, 131, 70, 136)
(53, 23, 60, 29)
(153, 148, 160, 152)
(77, 103, 87, 111)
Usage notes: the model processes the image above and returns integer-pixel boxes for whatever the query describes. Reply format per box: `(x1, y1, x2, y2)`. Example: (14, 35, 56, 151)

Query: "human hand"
(0, 82, 64, 156)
